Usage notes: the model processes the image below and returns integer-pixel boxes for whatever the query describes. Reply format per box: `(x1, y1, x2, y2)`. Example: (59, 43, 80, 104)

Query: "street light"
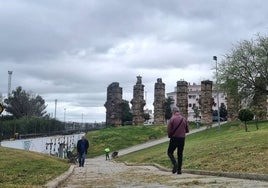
(54, 99, 57, 119)
(64, 108, 66, 124)
(213, 56, 221, 128)
(8, 71, 13, 97)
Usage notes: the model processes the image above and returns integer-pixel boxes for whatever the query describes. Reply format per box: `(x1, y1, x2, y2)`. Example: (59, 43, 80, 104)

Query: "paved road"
(46, 124, 268, 188)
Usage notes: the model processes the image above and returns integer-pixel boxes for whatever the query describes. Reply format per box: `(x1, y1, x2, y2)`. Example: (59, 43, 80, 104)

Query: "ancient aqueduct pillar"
(176, 80, 188, 119)
(154, 78, 166, 125)
(200, 80, 213, 125)
(104, 82, 123, 126)
(131, 76, 146, 125)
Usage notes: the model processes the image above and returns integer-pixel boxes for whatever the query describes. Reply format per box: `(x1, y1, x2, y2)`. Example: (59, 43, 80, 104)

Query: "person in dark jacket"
(167, 107, 189, 174)
(77, 135, 89, 167)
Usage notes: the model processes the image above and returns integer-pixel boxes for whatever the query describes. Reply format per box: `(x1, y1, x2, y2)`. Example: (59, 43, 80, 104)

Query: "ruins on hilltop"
(226, 79, 239, 121)
(105, 75, 267, 126)
(200, 80, 213, 125)
(104, 82, 123, 126)
(176, 80, 188, 119)
(131, 76, 146, 125)
(153, 78, 166, 125)
(252, 77, 267, 119)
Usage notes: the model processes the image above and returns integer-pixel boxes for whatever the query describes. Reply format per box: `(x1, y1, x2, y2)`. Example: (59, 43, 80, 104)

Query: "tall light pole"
(8, 71, 13, 97)
(64, 108, 66, 124)
(54, 99, 57, 119)
(213, 56, 221, 128)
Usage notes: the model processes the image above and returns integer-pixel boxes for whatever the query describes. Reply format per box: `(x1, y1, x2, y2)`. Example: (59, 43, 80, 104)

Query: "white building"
(166, 82, 227, 122)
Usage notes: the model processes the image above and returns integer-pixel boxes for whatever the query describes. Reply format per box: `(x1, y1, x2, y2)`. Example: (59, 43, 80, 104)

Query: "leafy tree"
(219, 103, 228, 119)
(218, 35, 268, 106)
(0, 117, 65, 139)
(164, 97, 174, 120)
(121, 100, 132, 124)
(143, 113, 150, 121)
(238, 109, 254, 132)
(252, 109, 266, 130)
(4, 86, 47, 119)
(192, 106, 200, 121)
(212, 110, 218, 116)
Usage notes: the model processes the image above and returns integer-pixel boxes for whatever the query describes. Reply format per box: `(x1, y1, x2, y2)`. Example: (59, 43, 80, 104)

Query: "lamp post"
(64, 108, 66, 125)
(54, 99, 57, 119)
(213, 56, 221, 128)
(8, 71, 13, 97)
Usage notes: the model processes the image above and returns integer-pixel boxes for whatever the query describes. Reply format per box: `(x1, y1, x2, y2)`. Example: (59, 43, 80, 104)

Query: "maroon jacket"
(167, 112, 189, 138)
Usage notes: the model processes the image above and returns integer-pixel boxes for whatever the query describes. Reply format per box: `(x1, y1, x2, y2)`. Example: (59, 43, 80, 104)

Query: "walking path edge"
(45, 165, 75, 188)
(45, 123, 268, 187)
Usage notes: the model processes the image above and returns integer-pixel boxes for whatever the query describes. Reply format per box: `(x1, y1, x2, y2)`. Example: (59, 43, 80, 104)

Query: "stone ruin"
(176, 80, 188, 119)
(105, 76, 267, 126)
(131, 76, 146, 125)
(153, 78, 166, 125)
(104, 82, 123, 126)
(200, 80, 213, 125)
(252, 77, 267, 120)
(226, 79, 239, 121)
(104, 79, 215, 126)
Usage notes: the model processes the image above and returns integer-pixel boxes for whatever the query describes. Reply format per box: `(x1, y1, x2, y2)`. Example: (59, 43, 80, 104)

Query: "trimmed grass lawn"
(0, 121, 266, 187)
(0, 147, 70, 187)
(116, 121, 268, 174)
(87, 124, 168, 157)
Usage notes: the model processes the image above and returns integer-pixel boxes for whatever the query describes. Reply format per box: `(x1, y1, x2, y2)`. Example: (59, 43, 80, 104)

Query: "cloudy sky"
(0, 0, 268, 123)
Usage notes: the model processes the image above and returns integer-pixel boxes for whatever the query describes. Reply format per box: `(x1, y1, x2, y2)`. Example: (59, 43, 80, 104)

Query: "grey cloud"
(1, 0, 268, 122)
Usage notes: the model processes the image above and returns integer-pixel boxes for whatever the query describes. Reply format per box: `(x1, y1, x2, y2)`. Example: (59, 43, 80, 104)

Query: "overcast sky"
(0, 0, 268, 123)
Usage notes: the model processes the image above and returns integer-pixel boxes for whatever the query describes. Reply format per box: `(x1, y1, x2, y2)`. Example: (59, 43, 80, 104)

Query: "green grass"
(116, 121, 268, 174)
(1, 120, 265, 187)
(0, 124, 170, 187)
(87, 124, 168, 157)
(86, 122, 202, 158)
(0, 147, 70, 187)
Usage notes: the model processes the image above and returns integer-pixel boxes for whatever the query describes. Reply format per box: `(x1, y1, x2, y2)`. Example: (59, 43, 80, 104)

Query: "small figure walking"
(104, 147, 110, 160)
(77, 135, 89, 167)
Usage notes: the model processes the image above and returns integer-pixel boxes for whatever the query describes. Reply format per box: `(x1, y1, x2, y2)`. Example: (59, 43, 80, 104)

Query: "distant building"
(166, 82, 227, 122)
(144, 108, 154, 125)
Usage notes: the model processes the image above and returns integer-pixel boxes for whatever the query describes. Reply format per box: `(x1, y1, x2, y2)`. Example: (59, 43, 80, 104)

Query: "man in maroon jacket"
(167, 107, 189, 174)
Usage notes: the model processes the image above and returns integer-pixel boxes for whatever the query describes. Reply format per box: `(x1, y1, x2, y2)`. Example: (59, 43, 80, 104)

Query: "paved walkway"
(46, 124, 268, 188)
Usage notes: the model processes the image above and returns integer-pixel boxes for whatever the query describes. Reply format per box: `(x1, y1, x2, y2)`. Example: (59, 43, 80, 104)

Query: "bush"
(238, 109, 254, 132)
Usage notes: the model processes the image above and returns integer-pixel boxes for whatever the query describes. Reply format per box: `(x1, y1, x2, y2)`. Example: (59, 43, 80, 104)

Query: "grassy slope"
(116, 121, 268, 174)
(87, 125, 168, 157)
(0, 121, 266, 187)
(0, 147, 70, 187)
(0, 124, 168, 187)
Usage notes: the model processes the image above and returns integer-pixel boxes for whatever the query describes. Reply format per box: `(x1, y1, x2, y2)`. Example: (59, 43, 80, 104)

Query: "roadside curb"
(124, 162, 268, 182)
(45, 165, 75, 188)
(184, 169, 268, 182)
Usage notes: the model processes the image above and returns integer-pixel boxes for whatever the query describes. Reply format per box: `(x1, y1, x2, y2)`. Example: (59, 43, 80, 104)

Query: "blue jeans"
(78, 153, 86, 167)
